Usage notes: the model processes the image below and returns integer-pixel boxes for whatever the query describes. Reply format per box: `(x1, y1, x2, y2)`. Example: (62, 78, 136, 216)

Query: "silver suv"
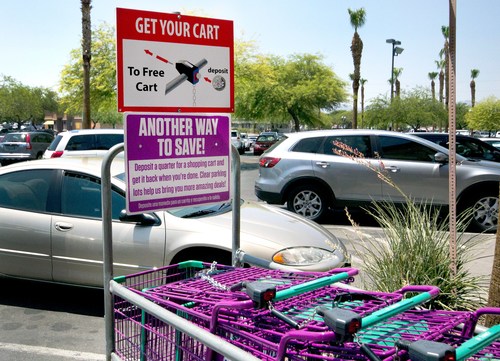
(255, 129, 500, 232)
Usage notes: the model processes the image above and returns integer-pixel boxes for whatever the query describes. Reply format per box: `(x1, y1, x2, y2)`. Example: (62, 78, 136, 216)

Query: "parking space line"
(0, 342, 104, 360)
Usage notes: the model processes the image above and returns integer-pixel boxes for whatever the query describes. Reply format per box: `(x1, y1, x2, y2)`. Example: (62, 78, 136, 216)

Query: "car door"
(51, 171, 166, 287)
(314, 135, 384, 203)
(0, 169, 54, 280)
(376, 135, 450, 205)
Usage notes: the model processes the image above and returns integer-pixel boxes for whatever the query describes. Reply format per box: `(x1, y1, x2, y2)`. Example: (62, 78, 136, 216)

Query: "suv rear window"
(3, 133, 27, 142)
(47, 135, 63, 151)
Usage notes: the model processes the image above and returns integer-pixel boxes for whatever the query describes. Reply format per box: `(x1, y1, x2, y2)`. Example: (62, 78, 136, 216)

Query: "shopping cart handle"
(396, 339, 456, 361)
(360, 290, 435, 329)
(397, 285, 440, 298)
(455, 323, 500, 361)
(462, 307, 500, 337)
(274, 268, 359, 301)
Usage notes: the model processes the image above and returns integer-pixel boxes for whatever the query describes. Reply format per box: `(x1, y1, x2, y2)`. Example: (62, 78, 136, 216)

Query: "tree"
(348, 8, 366, 130)
(465, 97, 500, 132)
(365, 87, 447, 131)
(470, 68, 480, 107)
(360, 78, 367, 128)
(436, 58, 446, 105)
(59, 23, 120, 128)
(428, 71, 438, 100)
(440, 25, 450, 110)
(455, 102, 470, 130)
(81, 0, 92, 129)
(234, 50, 347, 131)
(393, 67, 403, 98)
(0, 75, 59, 124)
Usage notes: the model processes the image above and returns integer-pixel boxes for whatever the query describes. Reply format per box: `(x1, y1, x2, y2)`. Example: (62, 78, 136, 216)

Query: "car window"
(31, 133, 49, 143)
(61, 172, 124, 219)
(257, 135, 276, 142)
(66, 134, 96, 151)
(95, 134, 124, 150)
(378, 135, 436, 162)
(3, 133, 26, 142)
(47, 134, 63, 150)
(291, 136, 323, 154)
(0, 169, 52, 212)
(326, 135, 372, 157)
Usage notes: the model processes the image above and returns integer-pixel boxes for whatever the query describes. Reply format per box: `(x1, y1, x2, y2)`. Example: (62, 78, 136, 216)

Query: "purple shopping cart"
(121, 262, 450, 360)
(113, 260, 360, 361)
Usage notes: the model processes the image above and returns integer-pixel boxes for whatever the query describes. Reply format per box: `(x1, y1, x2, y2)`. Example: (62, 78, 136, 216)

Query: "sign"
(124, 113, 231, 214)
(116, 8, 234, 113)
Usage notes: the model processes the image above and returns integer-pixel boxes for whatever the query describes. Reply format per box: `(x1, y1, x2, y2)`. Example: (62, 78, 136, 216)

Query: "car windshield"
(169, 201, 233, 218)
(115, 172, 235, 218)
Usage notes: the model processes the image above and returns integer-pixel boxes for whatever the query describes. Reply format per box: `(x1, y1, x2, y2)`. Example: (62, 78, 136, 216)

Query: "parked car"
(480, 138, 500, 150)
(240, 132, 251, 151)
(0, 157, 347, 287)
(255, 129, 500, 232)
(248, 134, 258, 148)
(253, 133, 280, 155)
(43, 129, 124, 159)
(230, 129, 245, 155)
(0, 130, 54, 165)
(411, 132, 500, 163)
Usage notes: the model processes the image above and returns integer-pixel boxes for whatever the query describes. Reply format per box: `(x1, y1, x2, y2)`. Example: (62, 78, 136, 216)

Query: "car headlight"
(272, 247, 341, 266)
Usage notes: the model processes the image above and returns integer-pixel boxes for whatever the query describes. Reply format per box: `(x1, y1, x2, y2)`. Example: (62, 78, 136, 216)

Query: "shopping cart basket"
(387, 307, 500, 361)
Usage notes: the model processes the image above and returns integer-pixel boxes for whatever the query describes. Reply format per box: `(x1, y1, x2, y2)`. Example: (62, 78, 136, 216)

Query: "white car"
(0, 157, 347, 287)
(43, 129, 124, 158)
(231, 129, 245, 155)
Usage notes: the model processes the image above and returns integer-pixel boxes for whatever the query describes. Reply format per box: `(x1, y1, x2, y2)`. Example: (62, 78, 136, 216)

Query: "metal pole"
(448, 0, 458, 278)
(390, 43, 395, 102)
(231, 145, 241, 267)
(102, 143, 125, 361)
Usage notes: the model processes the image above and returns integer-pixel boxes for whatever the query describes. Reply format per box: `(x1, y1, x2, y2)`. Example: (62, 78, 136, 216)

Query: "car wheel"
(467, 192, 498, 232)
(287, 184, 329, 222)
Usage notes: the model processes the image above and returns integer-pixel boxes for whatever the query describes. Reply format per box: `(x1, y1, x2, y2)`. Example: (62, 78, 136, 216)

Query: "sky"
(0, 0, 499, 106)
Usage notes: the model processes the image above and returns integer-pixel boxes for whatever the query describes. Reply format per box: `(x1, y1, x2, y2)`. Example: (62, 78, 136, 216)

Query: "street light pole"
(386, 39, 403, 101)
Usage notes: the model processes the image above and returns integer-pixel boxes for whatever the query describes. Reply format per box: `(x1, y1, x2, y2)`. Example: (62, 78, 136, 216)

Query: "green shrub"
(348, 203, 487, 311)
(334, 140, 488, 310)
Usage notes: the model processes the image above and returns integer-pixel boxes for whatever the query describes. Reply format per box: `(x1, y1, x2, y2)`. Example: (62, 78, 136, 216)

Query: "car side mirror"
(434, 152, 449, 163)
(119, 209, 159, 226)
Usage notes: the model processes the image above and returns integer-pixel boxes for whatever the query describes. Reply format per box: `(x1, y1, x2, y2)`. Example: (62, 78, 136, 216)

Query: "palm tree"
(81, 0, 92, 129)
(428, 72, 438, 100)
(436, 58, 446, 105)
(393, 68, 403, 98)
(470, 69, 480, 107)
(348, 8, 366, 130)
(360, 78, 367, 128)
(441, 26, 450, 110)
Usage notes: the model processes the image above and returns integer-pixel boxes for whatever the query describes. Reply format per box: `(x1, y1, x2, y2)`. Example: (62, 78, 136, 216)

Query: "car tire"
(287, 184, 329, 222)
(462, 190, 498, 232)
